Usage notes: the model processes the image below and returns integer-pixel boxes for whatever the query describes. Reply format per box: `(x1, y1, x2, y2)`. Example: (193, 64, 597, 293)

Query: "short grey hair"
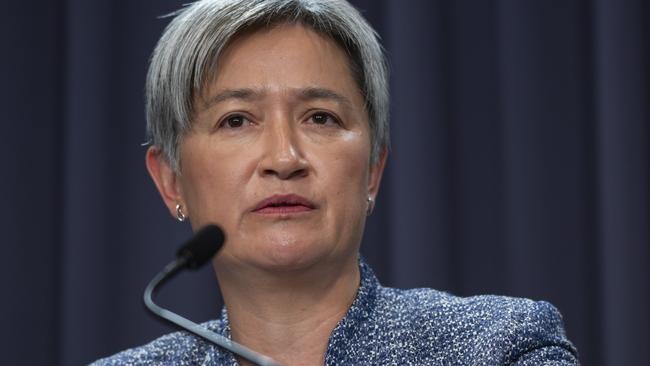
(146, 0, 389, 172)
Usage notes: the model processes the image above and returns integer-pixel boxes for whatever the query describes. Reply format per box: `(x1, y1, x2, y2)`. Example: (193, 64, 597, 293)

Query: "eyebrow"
(297, 87, 354, 109)
(204, 87, 354, 109)
(205, 88, 261, 107)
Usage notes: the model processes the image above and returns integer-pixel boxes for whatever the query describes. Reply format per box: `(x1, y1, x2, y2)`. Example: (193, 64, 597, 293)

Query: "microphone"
(143, 224, 280, 366)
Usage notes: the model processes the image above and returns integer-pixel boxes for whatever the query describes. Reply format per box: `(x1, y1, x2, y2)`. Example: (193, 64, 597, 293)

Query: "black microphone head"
(176, 224, 225, 270)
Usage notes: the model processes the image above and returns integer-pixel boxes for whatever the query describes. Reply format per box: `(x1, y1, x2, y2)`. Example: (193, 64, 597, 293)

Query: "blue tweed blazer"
(93, 258, 578, 365)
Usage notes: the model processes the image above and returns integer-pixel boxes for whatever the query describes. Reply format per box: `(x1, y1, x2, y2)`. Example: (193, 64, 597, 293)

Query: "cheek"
(323, 139, 371, 210)
(339, 136, 371, 185)
(178, 141, 256, 226)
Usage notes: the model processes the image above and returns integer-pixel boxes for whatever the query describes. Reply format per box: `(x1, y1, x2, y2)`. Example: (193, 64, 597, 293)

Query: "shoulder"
(90, 320, 233, 366)
(373, 287, 579, 364)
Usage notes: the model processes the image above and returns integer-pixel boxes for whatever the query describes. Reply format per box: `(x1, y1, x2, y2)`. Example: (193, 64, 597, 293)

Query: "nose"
(257, 120, 309, 180)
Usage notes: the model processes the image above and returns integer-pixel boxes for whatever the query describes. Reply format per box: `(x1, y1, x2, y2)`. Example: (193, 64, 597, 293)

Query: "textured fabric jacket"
(93, 258, 578, 365)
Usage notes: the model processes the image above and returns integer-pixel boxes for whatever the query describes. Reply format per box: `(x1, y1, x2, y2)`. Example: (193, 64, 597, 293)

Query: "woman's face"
(150, 23, 385, 271)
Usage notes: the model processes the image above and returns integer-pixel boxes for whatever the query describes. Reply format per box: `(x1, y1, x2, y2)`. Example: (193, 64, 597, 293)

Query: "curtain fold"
(595, 1, 649, 364)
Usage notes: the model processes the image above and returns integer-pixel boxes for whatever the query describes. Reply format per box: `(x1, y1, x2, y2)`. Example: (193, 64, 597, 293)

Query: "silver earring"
(366, 196, 375, 216)
(175, 203, 187, 222)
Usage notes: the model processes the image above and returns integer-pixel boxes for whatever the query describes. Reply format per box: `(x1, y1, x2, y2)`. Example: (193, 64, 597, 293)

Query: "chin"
(253, 236, 332, 272)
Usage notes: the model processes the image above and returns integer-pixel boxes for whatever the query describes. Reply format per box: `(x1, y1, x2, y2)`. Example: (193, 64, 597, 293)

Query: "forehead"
(201, 23, 365, 108)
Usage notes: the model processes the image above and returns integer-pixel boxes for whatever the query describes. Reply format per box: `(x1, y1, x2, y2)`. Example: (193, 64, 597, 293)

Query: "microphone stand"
(144, 254, 280, 366)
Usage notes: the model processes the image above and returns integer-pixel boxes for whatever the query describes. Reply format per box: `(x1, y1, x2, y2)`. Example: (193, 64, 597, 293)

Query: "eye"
(309, 112, 340, 126)
(219, 114, 249, 129)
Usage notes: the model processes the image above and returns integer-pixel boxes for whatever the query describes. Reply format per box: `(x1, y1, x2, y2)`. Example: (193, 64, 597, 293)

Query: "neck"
(214, 255, 361, 366)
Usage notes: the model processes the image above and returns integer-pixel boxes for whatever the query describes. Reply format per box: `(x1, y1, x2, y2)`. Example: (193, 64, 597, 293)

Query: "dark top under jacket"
(92, 257, 578, 365)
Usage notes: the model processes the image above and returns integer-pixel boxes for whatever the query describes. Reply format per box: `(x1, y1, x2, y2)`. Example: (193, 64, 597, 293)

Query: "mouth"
(252, 194, 317, 215)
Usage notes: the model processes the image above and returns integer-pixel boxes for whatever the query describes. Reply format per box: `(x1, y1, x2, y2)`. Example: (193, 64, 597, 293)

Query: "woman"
(94, 0, 578, 364)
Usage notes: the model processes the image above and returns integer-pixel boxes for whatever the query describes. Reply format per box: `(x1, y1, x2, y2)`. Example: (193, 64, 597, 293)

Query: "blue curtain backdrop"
(1, 1, 647, 365)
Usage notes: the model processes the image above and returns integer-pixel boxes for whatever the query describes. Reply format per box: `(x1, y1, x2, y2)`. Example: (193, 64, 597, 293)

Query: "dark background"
(2, 0, 648, 365)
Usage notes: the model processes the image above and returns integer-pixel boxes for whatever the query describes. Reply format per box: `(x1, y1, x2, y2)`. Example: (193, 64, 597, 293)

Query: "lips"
(252, 194, 316, 215)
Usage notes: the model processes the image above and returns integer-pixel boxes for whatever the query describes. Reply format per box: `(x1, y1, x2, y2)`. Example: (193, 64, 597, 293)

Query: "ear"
(367, 147, 388, 199)
(145, 146, 184, 219)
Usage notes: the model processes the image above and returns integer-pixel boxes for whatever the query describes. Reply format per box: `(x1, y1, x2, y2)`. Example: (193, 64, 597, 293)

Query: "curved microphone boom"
(143, 224, 280, 366)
